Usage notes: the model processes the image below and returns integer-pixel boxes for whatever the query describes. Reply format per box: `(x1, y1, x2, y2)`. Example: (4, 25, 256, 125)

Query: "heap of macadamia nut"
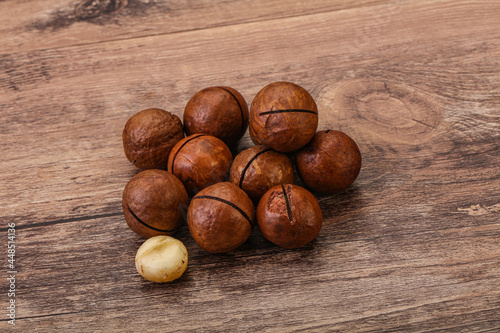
(121, 82, 362, 283)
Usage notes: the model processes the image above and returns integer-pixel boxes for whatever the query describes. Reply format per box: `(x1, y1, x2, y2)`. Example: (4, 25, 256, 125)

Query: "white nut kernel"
(135, 235, 188, 283)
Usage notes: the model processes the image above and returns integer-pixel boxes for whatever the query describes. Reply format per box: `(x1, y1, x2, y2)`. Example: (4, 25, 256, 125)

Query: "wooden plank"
(1, 0, 498, 228)
(0, 0, 385, 53)
(3, 214, 500, 331)
(0, 0, 499, 331)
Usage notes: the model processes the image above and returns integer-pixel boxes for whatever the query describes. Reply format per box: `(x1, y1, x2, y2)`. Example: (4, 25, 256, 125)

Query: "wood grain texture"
(1, 0, 500, 331)
(0, 0, 384, 53)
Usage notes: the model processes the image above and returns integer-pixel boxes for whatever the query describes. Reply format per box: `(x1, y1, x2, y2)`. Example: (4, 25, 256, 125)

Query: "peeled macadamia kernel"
(135, 236, 188, 283)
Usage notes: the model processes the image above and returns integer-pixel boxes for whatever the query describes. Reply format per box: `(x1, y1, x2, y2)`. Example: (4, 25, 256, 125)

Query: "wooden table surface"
(1, 0, 500, 332)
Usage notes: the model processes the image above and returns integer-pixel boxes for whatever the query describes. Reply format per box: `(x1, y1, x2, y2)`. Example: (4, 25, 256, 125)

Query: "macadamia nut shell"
(296, 130, 361, 194)
(188, 182, 255, 253)
(249, 82, 318, 152)
(257, 184, 322, 249)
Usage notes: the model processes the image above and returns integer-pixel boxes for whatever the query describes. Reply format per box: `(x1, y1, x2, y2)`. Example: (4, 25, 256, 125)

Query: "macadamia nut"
(122, 108, 184, 170)
(230, 145, 294, 202)
(168, 134, 233, 196)
(257, 184, 322, 249)
(122, 169, 188, 238)
(296, 130, 361, 194)
(135, 236, 188, 283)
(249, 82, 318, 152)
(188, 182, 255, 253)
(184, 86, 249, 147)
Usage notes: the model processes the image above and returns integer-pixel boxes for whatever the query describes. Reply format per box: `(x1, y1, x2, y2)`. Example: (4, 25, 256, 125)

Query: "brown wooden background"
(1, 0, 500, 331)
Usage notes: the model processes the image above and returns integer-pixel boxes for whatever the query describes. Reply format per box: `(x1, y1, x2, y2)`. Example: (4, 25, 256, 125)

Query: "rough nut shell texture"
(168, 134, 233, 196)
(296, 130, 362, 194)
(122, 169, 189, 238)
(230, 145, 294, 201)
(257, 184, 322, 249)
(188, 182, 255, 253)
(184, 86, 249, 147)
(122, 108, 184, 169)
(249, 82, 318, 152)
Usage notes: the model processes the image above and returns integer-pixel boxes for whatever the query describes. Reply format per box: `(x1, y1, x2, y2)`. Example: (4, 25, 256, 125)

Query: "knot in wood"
(322, 79, 442, 147)
(75, 0, 128, 20)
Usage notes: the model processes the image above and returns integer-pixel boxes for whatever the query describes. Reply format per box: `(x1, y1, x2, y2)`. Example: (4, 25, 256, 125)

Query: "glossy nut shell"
(188, 182, 255, 253)
(257, 184, 322, 249)
(296, 130, 362, 194)
(230, 145, 294, 201)
(122, 108, 184, 169)
(167, 134, 233, 196)
(249, 82, 318, 152)
(122, 169, 189, 238)
(184, 86, 249, 147)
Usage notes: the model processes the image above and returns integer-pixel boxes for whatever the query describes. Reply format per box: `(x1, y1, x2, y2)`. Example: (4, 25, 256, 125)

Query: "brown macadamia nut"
(168, 134, 233, 196)
(296, 130, 361, 194)
(257, 184, 322, 249)
(135, 236, 188, 283)
(122, 108, 184, 169)
(230, 145, 294, 201)
(184, 86, 249, 147)
(249, 82, 318, 152)
(122, 169, 188, 238)
(188, 182, 255, 253)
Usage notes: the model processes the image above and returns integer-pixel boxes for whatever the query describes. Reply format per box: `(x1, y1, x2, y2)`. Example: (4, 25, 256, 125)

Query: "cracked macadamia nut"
(230, 145, 294, 201)
(122, 108, 184, 169)
(135, 236, 188, 283)
(168, 134, 233, 196)
(249, 82, 318, 152)
(257, 184, 322, 249)
(122, 169, 188, 238)
(184, 86, 249, 147)
(296, 130, 362, 194)
(188, 182, 255, 253)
